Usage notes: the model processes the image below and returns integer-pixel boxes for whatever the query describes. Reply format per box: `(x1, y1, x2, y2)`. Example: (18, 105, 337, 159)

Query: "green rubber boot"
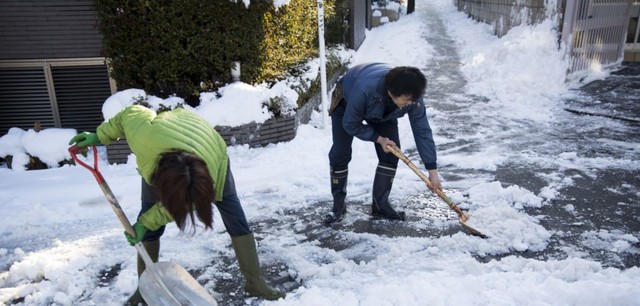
(124, 240, 160, 306)
(231, 233, 285, 300)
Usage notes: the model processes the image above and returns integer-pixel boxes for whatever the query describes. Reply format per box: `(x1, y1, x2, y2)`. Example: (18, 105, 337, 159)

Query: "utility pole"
(317, 0, 329, 128)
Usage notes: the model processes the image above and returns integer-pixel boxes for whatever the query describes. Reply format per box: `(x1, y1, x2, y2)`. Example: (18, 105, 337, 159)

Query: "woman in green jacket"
(69, 105, 285, 304)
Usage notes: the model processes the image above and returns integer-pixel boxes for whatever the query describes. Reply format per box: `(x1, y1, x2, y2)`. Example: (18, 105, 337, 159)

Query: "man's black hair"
(385, 66, 427, 100)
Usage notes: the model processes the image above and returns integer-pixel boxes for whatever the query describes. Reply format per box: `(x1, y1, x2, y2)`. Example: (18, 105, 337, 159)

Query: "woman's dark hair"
(385, 66, 427, 100)
(154, 151, 215, 232)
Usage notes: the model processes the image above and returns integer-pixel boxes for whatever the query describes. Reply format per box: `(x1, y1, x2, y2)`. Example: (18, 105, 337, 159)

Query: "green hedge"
(95, 0, 346, 106)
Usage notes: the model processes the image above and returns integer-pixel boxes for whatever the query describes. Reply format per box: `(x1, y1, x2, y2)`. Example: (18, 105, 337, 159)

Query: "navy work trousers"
(328, 102, 401, 170)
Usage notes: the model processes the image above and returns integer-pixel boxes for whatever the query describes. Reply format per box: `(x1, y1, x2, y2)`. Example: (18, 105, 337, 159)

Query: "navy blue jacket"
(339, 63, 437, 170)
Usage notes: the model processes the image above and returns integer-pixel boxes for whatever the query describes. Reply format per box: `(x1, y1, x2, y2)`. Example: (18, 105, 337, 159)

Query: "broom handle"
(387, 145, 468, 221)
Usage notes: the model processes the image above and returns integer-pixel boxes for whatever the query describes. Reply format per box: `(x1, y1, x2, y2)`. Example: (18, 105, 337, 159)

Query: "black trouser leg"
(139, 178, 166, 242)
(326, 102, 352, 224)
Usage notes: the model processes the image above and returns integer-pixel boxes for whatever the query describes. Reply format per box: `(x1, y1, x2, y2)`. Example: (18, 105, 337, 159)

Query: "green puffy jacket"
(96, 105, 228, 230)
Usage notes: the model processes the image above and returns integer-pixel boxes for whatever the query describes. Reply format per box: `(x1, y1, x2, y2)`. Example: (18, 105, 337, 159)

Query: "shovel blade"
(139, 261, 217, 306)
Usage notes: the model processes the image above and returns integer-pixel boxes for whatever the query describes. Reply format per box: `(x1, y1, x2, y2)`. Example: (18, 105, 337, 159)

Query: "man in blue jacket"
(325, 63, 443, 223)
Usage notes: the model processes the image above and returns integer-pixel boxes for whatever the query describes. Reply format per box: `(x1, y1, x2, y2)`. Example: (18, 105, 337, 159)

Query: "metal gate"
(562, 0, 633, 79)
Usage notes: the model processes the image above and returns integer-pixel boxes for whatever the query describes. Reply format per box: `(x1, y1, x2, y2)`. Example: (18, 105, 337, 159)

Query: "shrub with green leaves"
(95, 0, 346, 106)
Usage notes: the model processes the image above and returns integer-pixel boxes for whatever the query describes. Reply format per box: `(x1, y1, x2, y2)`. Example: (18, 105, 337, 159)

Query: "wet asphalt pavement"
(531, 63, 640, 268)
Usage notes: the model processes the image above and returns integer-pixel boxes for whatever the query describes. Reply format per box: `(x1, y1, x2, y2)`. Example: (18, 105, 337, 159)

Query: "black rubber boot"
(324, 167, 348, 224)
(231, 233, 286, 300)
(124, 240, 160, 306)
(371, 163, 406, 221)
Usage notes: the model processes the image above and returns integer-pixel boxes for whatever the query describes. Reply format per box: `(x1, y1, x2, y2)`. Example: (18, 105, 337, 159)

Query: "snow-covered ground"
(1, 0, 639, 305)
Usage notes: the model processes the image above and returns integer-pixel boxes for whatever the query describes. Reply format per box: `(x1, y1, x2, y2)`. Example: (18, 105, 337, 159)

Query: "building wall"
(0, 0, 104, 60)
(0, 0, 112, 136)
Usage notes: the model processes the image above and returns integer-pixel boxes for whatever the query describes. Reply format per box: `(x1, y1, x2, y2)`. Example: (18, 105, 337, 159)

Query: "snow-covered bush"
(0, 126, 77, 171)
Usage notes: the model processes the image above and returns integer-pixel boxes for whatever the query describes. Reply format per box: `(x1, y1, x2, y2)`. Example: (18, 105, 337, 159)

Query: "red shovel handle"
(69, 144, 137, 237)
(68, 145, 105, 184)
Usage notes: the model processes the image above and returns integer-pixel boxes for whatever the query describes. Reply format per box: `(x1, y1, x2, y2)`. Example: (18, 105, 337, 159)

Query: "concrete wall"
(371, 6, 401, 28)
(624, 50, 640, 62)
(455, 0, 550, 36)
(107, 117, 297, 164)
(455, 0, 637, 66)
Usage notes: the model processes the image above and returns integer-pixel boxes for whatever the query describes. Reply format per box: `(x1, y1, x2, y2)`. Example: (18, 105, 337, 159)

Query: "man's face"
(388, 91, 414, 108)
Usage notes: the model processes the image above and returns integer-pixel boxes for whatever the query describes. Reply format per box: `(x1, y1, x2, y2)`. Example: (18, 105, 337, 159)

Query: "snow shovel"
(68, 145, 218, 306)
(387, 145, 488, 238)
